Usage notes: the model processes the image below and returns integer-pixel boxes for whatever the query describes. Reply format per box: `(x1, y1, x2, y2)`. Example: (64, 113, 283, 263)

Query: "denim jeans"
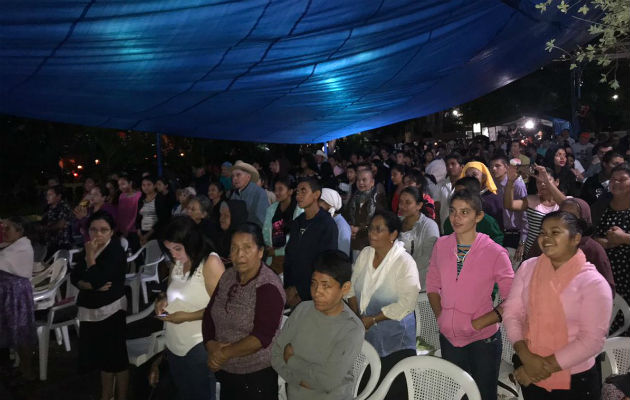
(167, 343, 216, 400)
(439, 330, 502, 400)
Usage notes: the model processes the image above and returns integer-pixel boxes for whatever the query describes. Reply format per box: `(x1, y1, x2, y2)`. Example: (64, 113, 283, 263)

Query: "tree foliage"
(538, 0, 629, 89)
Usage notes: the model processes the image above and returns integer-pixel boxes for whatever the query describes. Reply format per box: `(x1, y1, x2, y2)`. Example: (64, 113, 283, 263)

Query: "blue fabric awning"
(1, 1, 593, 143)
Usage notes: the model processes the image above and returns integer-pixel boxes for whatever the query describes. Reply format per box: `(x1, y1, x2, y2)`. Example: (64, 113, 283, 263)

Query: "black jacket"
(284, 208, 338, 301)
(70, 237, 127, 309)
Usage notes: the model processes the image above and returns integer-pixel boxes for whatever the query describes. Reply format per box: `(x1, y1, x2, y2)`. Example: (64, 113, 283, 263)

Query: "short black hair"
(602, 150, 622, 164)
(490, 153, 509, 166)
(400, 186, 423, 204)
(88, 209, 116, 231)
(449, 189, 483, 214)
(454, 177, 481, 193)
(298, 176, 322, 194)
(93, 184, 110, 198)
(313, 250, 352, 286)
(370, 209, 402, 237)
(404, 169, 427, 194)
(141, 175, 156, 184)
(611, 163, 630, 177)
(445, 152, 463, 165)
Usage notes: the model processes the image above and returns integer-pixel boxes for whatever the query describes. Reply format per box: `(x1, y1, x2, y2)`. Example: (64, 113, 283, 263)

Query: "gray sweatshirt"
(271, 301, 364, 400)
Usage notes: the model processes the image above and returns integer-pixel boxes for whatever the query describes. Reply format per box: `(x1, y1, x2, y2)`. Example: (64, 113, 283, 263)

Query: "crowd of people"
(1, 127, 629, 400)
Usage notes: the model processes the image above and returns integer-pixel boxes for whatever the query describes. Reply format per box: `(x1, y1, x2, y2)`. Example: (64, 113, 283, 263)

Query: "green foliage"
(537, 0, 629, 89)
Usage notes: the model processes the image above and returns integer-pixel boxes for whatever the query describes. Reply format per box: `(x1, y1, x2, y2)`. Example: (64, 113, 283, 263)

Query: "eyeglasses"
(88, 227, 111, 234)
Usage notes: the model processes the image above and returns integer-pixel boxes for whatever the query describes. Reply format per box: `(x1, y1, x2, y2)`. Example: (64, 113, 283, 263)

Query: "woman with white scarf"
(346, 210, 420, 400)
(319, 188, 351, 257)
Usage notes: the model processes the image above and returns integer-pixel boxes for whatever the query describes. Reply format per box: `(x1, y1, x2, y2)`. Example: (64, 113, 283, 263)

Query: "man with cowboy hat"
(230, 160, 269, 227)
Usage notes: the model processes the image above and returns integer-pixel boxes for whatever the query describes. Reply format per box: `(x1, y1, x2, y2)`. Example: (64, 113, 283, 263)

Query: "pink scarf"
(526, 250, 586, 391)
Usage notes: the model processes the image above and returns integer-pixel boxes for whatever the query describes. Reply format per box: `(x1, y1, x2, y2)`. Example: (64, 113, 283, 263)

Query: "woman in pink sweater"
(503, 211, 612, 399)
(426, 189, 514, 400)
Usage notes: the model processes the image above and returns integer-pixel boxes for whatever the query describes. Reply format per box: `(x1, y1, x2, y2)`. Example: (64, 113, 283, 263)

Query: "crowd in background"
(1, 127, 630, 400)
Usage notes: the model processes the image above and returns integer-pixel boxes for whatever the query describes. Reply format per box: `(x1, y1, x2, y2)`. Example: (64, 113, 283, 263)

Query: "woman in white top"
(152, 216, 225, 400)
(397, 186, 439, 288)
(346, 210, 420, 400)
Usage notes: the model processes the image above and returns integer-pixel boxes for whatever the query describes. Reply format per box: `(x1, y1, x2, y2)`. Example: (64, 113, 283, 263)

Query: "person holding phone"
(150, 216, 225, 400)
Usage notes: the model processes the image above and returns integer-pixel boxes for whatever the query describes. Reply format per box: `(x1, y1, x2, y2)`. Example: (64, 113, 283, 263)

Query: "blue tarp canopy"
(1, 1, 592, 143)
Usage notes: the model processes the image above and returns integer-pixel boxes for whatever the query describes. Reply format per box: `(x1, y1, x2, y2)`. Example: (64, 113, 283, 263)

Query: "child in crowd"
(272, 250, 364, 400)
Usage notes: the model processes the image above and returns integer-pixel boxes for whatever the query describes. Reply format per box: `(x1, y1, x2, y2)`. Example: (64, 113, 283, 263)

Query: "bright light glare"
(612, 94, 619, 100)
(452, 109, 460, 117)
(180, 152, 185, 157)
(524, 120, 535, 130)
(77, 165, 83, 170)
(94, 159, 100, 165)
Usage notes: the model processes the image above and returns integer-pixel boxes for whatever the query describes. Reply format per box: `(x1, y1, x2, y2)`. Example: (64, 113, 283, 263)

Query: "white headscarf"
(320, 188, 342, 217)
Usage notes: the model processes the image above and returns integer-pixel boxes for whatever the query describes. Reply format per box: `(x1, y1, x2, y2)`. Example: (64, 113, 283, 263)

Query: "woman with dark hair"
(156, 177, 177, 221)
(263, 177, 302, 274)
(594, 164, 630, 335)
(202, 223, 285, 400)
(398, 186, 439, 287)
(346, 210, 420, 400)
(150, 216, 225, 400)
(106, 179, 121, 206)
(426, 190, 513, 400)
(543, 145, 579, 196)
(505, 165, 567, 257)
(73, 185, 118, 243)
(390, 164, 406, 214)
(319, 161, 338, 189)
(207, 181, 227, 225)
(298, 154, 319, 178)
(503, 211, 612, 399)
(70, 211, 129, 400)
(213, 199, 248, 259)
(117, 174, 141, 249)
(527, 198, 615, 293)
(137, 175, 159, 246)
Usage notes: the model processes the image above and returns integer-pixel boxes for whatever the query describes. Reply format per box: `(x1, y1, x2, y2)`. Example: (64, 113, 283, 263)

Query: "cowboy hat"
(231, 160, 260, 182)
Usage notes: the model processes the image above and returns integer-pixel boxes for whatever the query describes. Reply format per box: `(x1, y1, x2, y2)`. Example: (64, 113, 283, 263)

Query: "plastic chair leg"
(54, 328, 63, 346)
(141, 281, 149, 305)
(37, 326, 49, 381)
(62, 326, 71, 352)
(130, 280, 140, 314)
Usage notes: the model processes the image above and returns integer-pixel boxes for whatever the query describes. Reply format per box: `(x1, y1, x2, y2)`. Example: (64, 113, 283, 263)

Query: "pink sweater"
(503, 257, 612, 374)
(426, 233, 514, 347)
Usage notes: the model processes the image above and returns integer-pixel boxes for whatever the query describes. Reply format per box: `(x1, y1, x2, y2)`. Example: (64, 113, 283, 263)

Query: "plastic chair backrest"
(610, 293, 630, 338)
(415, 292, 440, 350)
(352, 341, 381, 400)
(144, 240, 162, 264)
(120, 237, 129, 252)
(366, 356, 481, 400)
(499, 324, 515, 364)
(603, 337, 630, 376)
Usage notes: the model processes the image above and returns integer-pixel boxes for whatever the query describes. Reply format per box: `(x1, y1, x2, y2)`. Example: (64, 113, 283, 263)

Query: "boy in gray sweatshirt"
(271, 250, 365, 400)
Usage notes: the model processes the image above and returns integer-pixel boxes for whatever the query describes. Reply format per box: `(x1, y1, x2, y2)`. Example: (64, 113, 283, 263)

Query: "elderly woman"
(70, 211, 128, 400)
(0, 217, 36, 381)
(503, 211, 612, 399)
(150, 216, 225, 400)
(202, 223, 285, 400)
(346, 210, 420, 400)
(263, 177, 302, 273)
(185, 195, 215, 240)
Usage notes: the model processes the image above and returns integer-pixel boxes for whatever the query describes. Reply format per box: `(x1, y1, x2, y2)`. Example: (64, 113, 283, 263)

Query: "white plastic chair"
(33, 260, 81, 380)
(366, 356, 481, 400)
(352, 341, 381, 400)
(415, 292, 440, 352)
(32, 258, 68, 307)
(125, 240, 164, 313)
(125, 305, 166, 367)
(120, 236, 129, 252)
(497, 324, 521, 399)
(601, 337, 630, 381)
(609, 293, 630, 338)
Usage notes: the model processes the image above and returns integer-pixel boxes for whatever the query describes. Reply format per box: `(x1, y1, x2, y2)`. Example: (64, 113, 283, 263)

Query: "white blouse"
(165, 254, 215, 356)
(347, 241, 420, 320)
